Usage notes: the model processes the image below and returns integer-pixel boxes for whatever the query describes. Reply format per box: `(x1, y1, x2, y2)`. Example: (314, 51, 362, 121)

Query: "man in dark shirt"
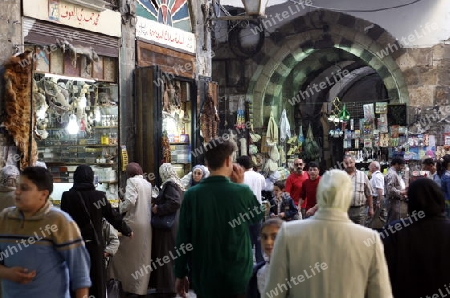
(175, 138, 263, 298)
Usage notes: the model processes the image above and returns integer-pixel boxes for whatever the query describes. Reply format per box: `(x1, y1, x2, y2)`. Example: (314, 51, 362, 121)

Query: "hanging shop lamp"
(242, 0, 269, 16)
(328, 97, 342, 123)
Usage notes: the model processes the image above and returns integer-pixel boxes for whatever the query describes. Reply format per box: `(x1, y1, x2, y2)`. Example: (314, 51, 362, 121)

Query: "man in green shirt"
(175, 138, 264, 298)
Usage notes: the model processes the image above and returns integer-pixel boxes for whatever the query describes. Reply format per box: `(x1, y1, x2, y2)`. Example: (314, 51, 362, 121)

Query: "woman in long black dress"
(149, 163, 184, 297)
(61, 165, 132, 298)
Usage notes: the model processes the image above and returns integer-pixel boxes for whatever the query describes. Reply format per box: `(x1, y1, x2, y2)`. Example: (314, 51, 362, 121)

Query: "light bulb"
(66, 114, 79, 134)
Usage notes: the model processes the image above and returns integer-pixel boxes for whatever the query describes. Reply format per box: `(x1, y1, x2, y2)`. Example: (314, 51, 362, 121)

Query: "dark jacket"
(269, 193, 299, 221)
(247, 261, 266, 298)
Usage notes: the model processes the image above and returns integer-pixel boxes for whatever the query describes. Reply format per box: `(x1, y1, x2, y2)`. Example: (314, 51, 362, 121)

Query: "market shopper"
(269, 181, 299, 221)
(180, 164, 209, 190)
(149, 163, 184, 297)
(385, 157, 408, 224)
(61, 164, 133, 298)
(300, 161, 321, 218)
(285, 158, 308, 218)
(265, 170, 392, 298)
(383, 178, 449, 298)
(422, 157, 441, 187)
(343, 155, 374, 225)
(0, 167, 91, 298)
(174, 139, 263, 298)
(237, 155, 266, 264)
(440, 155, 450, 218)
(367, 161, 386, 230)
(109, 162, 152, 297)
(247, 218, 283, 298)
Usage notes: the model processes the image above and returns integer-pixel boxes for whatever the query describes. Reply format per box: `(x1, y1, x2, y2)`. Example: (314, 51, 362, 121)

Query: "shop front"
(135, 14, 214, 183)
(4, 0, 122, 205)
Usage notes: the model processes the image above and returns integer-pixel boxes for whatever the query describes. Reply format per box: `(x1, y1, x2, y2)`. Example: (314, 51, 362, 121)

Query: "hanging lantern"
(328, 97, 342, 123)
(339, 104, 351, 122)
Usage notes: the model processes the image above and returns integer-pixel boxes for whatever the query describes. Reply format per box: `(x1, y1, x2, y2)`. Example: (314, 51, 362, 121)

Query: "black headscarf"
(71, 165, 95, 191)
(408, 178, 445, 217)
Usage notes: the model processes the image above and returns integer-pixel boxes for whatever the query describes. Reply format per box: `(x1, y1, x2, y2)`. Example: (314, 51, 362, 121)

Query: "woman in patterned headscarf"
(149, 163, 184, 297)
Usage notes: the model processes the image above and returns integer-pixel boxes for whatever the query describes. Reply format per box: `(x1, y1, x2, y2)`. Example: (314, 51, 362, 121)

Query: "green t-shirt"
(175, 175, 263, 297)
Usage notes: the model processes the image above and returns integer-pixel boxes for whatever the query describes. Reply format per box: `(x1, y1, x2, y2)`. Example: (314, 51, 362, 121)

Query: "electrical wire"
(289, 0, 427, 13)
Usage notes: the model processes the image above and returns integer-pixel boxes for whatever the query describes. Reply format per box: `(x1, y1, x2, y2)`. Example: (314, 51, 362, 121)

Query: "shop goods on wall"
(3, 51, 38, 170)
(199, 93, 219, 143)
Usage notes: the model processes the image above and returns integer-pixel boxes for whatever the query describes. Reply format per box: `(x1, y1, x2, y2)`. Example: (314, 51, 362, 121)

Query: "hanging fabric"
(266, 115, 279, 147)
(235, 96, 246, 129)
(279, 109, 291, 142)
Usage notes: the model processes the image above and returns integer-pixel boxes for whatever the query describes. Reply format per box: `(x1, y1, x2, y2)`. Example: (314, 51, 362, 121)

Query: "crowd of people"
(0, 142, 449, 298)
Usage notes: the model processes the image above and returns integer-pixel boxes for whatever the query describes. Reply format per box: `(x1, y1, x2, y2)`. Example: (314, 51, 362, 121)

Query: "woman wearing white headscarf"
(149, 163, 184, 297)
(265, 170, 392, 298)
(180, 164, 210, 190)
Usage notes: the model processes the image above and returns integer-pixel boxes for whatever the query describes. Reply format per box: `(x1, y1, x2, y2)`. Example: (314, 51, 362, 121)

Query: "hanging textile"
(279, 109, 291, 142)
(303, 124, 321, 162)
(266, 115, 279, 147)
(3, 51, 38, 170)
(199, 93, 220, 143)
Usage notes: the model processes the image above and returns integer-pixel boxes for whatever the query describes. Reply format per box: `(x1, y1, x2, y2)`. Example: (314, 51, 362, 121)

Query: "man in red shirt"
(301, 161, 321, 218)
(285, 158, 309, 218)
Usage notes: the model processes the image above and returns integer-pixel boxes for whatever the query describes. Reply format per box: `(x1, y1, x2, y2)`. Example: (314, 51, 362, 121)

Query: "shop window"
(27, 46, 120, 207)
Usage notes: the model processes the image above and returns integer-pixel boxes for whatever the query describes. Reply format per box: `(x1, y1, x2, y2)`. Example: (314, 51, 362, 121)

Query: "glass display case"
(34, 75, 120, 206)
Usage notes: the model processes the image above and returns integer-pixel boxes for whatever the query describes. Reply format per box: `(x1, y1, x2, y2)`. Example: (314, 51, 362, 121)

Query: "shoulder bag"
(77, 191, 101, 246)
(151, 211, 176, 230)
(150, 184, 177, 230)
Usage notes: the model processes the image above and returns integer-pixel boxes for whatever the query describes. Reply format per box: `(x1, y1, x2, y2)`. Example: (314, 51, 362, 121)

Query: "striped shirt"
(0, 201, 91, 298)
(349, 170, 373, 207)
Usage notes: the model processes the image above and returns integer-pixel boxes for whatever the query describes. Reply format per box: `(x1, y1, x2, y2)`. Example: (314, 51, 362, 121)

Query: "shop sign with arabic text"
(23, 0, 121, 37)
(136, 17, 196, 54)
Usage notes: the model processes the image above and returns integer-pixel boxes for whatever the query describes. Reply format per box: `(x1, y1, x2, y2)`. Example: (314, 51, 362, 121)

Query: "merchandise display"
(7, 46, 122, 205)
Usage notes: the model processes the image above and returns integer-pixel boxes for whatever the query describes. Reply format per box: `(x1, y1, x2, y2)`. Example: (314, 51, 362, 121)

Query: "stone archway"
(246, 9, 409, 128)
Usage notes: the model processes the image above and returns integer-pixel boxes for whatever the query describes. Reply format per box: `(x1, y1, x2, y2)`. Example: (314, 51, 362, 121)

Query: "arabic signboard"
(136, 17, 196, 54)
(23, 0, 121, 37)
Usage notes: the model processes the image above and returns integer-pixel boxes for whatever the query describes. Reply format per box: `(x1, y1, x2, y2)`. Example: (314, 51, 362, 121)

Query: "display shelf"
(46, 162, 117, 166)
(37, 144, 118, 147)
(170, 142, 190, 145)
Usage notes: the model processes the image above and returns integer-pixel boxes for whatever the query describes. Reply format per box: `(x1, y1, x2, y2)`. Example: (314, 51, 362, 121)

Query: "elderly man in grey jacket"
(265, 169, 392, 298)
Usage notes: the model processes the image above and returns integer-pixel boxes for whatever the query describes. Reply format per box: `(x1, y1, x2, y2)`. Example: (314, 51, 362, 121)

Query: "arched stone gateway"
(247, 9, 409, 128)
